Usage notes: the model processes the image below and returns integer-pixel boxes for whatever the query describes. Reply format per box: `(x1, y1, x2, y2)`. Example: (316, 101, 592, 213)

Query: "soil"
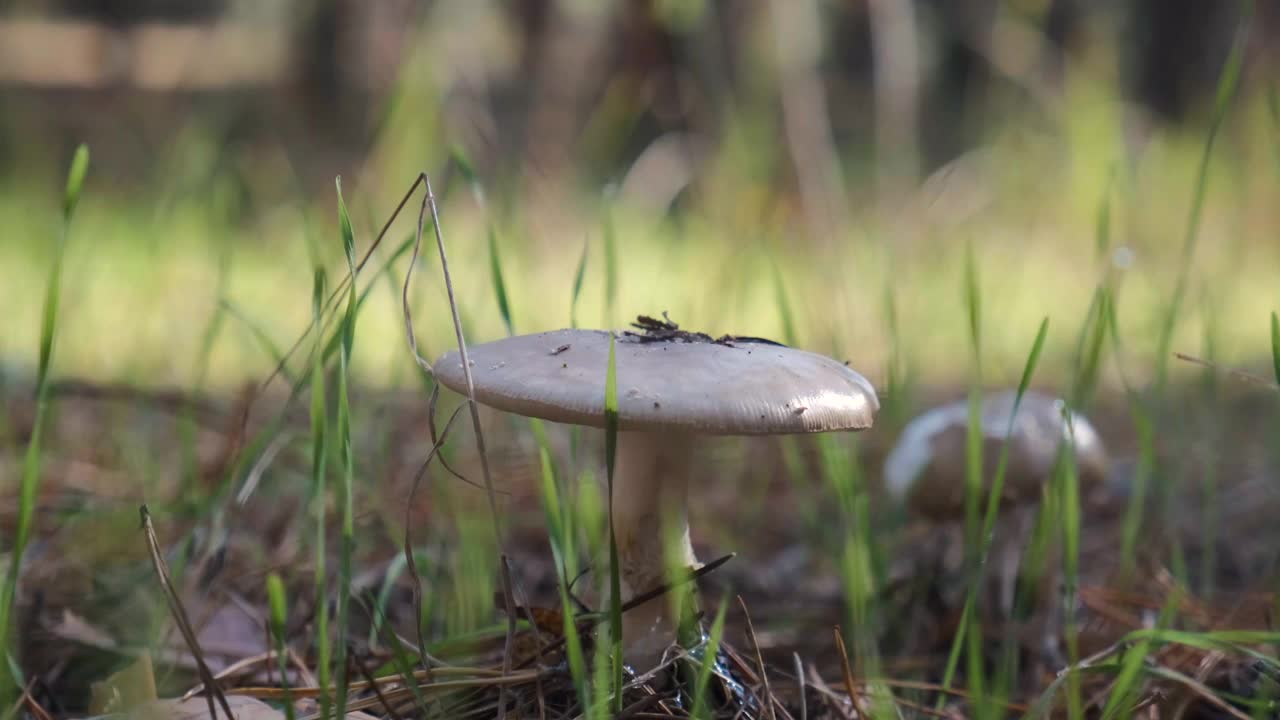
(2, 367, 1278, 717)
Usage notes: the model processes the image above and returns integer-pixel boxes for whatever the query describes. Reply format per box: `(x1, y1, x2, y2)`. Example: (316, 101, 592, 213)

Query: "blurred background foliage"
(0, 0, 1277, 396)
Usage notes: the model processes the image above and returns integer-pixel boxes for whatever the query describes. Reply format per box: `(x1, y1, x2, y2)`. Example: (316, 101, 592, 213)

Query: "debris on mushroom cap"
(431, 327, 878, 435)
(883, 390, 1109, 520)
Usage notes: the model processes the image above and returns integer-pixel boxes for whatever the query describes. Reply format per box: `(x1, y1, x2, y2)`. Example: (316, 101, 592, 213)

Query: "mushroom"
(882, 390, 1109, 610)
(432, 322, 878, 664)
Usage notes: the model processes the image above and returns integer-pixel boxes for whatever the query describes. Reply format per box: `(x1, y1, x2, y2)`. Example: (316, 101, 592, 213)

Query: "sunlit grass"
(266, 572, 296, 720)
(308, 265, 333, 718)
(2, 97, 1279, 394)
(0, 143, 88, 705)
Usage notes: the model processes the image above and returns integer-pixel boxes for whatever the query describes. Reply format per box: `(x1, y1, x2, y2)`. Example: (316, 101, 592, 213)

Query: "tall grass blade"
(0, 145, 88, 702)
(570, 237, 589, 329)
(881, 279, 909, 427)
(1271, 312, 1279, 385)
(1094, 166, 1116, 261)
(937, 317, 1049, 714)
(1071, 287, 1110, 408)
(962, 241, 983, 550)
(980, 317, 1050, 545)
(964, 242, 982, 359)
(180, 241, 233, 495)
(1100, 597, 1181, 720)
(535, 443, 591, 712)
(450, 143, 478, 187)
(1119, 406, 1155, 576)
(771, 264, 799, 347)
(488, 226, 514, 336)
(414, 172, 523, 717)
(604, 335, 623, 713)
(333, 178, 359, 716)
(1057, 431, 1083, 720)
(309, 267, 332, 720)
(221, 299, 295, 383)
(266, 573, 296, 720)
(689, 596, 730, 720)
(62, 143, 90, 221)
(1153, 0, 1251, 389)
(602, 202, 618, 327)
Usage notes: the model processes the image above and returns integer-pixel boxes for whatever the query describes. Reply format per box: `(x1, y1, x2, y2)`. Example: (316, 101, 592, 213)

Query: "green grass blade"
(316, 232, 418, 375)
(962, 242, 984, 549)
(689, 596, 730, 720)
(771, 264, 799, 347)
(449, 147, 515, 337)
(0, 145, 89, 702)
(602, 202, 618, 327)
(1071, 287, 1110, 408)
(1100, 595, 1180, 720)
(450, 143, 479, 188)
(337, 178, 356, 263)
(964, 241, 982, 362)
(1058, 434, 1083, 720)
(373, 599, 431, 714)
(220, 299, 295, 383)
(1270, 311, 1279, 385)
(881, 279, 910, 427)
(333, 178, 358, 716)
(488, 226, 514, 336)
(534, 443, 591, 711)
(1094, 166, 1116, 261)
(179, 240, 233, 494)
(266, 573, 296, 720)
(604, 334, 623, 713)
(309, 267, 332, 720)
(570, 237, 589, 329)
(1119, 405, 1156, 577)
(980, 317, 1050, 544)
(1153, 1, 1251, 389)
(938, 317, 1049, 714)
(63, 143, 90, 222)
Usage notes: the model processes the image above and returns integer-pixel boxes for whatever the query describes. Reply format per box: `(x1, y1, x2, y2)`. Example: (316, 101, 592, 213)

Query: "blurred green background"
(4, 1, 1280, 713)
(1, 0, 1276, 396)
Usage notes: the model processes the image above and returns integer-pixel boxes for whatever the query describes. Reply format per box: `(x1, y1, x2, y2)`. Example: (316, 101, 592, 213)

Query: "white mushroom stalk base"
(608, 431, 700, 667)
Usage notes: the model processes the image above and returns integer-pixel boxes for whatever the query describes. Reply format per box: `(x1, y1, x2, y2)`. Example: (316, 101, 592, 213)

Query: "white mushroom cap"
(432, 328, 878, 435)
(883, 390, 1109, 519)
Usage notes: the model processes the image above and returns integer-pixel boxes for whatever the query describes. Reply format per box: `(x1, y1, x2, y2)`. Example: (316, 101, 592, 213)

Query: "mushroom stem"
(609, 431, 699, 664)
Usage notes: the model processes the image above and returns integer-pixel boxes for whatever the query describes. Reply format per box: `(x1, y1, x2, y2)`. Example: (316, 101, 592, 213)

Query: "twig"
(513, 553, 736, 668)
(832, 627, 870, 718)
(352, 646, 406, 720)
(493, 556, 519, 718)
(401, 188, 435, 376)
(423, 388, 504, 494)
(793, 652, 807, 720)
(182, 651, 280, 700)
(738, 595, 775, 720)
(264, 174, 427, 393)
(403, 393, 468, 676)
(1173, 352, 1280, 391)
(139, 505, 234, 720)
(236, 430, 294, 505)
(1148, 663, 1252, 720)
(19, 678, 53, 720)
(289, 646, 319, 690)
(412, 172, 521, 720)
(501, 555, 547, 720)
(622, 553, 735, 616)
